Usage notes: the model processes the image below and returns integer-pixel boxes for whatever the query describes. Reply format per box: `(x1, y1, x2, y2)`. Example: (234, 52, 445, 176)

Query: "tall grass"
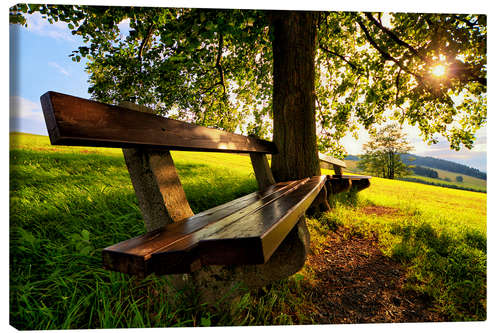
(10, 133, 315, 329)
(10, 133, 487, 327)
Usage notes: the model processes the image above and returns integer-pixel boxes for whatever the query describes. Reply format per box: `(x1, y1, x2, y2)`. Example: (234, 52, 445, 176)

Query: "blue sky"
(9, 7, 488, 172)
(10, 13, 90, 135)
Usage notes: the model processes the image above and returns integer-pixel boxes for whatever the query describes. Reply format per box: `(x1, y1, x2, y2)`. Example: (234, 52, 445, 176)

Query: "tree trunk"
(269, 11, 320, 182)
(388, 151, 395, 179)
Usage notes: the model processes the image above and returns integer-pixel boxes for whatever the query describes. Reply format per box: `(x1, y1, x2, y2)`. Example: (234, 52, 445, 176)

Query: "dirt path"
(304, 226, 446, 324)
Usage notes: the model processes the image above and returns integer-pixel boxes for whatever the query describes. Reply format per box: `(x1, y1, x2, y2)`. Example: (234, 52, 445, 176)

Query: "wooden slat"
(198, 175, 327, 264)
(325, 174, 371, 195)
(327, 174, 371, 180)
(103, 179, 307, 276)
(318, 152, 347, 168)
(152, 176, 326, 274)
(40, 91, 277, 154)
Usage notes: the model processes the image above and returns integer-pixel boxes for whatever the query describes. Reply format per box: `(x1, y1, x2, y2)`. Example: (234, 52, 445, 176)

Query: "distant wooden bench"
(40, 91, 370, 278)
(318, 153, 371, 197)
(319, 152, 346, 175)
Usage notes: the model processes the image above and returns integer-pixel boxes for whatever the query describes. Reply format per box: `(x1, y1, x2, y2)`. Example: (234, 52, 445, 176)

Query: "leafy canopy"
(10, 5, 486, 155)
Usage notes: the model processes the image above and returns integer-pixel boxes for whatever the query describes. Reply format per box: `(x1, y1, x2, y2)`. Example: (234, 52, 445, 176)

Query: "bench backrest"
(318, 152, 346, 175)
(41, 91, 277, 154)
(40, 91, 278, 232)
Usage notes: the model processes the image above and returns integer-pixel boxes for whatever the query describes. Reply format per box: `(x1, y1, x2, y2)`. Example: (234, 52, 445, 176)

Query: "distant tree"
(444, 177, 452, 182)
(456, 175, 464, 182)
(358, 124, 413, 179)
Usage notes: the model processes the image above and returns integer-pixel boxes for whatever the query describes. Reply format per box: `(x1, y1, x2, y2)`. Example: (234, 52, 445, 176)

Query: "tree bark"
(269, 11, 320, 182)
(388, 151, 395, 179)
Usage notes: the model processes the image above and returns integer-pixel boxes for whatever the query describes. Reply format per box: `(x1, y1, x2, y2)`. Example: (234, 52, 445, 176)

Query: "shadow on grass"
(389, 222, 486, 320)
(319, 190, 486, 321)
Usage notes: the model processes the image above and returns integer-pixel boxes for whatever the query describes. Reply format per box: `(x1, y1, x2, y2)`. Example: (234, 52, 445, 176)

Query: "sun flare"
(431, 64, 447, 77)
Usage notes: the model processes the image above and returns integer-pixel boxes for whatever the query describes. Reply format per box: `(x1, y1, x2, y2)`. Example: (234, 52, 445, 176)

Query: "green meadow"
(344, 159, 486, 193)
(10, 132, 486, 329)
(399, 173, 486, 193)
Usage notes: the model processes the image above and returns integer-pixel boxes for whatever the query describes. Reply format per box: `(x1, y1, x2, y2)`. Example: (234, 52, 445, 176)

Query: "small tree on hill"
(456, 175, 464, 182)
(358, 124, 413, 179)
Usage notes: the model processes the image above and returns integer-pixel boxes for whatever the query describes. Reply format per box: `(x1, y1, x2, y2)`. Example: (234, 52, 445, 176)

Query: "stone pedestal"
(191, 216, 310, 307)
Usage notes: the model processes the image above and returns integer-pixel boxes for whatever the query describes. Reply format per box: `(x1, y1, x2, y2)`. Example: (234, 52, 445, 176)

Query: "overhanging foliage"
(10, 5, 487, 155)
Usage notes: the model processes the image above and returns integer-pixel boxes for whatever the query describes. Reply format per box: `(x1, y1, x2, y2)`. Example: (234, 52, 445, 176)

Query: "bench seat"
(40, 91, 371, 279)
(324, 174, 371, 195)
(103, 176, 326, 277)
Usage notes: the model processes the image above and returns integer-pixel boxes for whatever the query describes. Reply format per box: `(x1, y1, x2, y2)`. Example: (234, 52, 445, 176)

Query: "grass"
(9, 133, 313, 329)
(313, 176, 486, 320)
(431, 168, 487, 188)
(399, 174, 486, 193)
(344, 159, 487, 193)
(10, 132, 487, 328)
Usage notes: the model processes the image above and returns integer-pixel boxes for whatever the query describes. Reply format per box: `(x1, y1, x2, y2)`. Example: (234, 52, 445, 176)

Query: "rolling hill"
(400, 154, 486, 180)
(345, 154, 487, 193)
(347, 153, 486, 179)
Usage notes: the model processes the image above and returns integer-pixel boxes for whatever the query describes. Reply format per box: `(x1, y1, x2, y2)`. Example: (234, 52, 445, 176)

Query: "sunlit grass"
(10, 132, 486, 326)
(318, 176, 486, 320)
(360, 177, 486, 233)
(9, 133, 315, 329)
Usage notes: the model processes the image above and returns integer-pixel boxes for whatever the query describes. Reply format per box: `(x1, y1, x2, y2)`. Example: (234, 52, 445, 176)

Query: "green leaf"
(81, 230, 90, 242)
(200, 316, 211, 327)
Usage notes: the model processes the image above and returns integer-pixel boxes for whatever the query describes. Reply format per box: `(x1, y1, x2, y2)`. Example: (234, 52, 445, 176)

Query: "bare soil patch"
(304, 226, 445, 324)
(361, 205, 401, 216)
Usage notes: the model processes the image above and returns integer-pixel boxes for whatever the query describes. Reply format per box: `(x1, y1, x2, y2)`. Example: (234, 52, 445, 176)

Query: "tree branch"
(319, 44, 358, 71)
(201, 33, 227, 96)
(200, 81, 222, 95)
(395, 68, 401, 104)
(356, 17, 423, 82)
(363, 12, 428, 63)
(138, 23, 155, 61)
(215, 32, 226, 94)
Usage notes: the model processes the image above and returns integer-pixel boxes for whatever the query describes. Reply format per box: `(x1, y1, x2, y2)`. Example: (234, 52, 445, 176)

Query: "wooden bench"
(40, 91, 370, 279)
(318, 153, 371, 207)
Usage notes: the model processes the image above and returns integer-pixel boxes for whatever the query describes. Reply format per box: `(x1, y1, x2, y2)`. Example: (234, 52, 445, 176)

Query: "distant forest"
(400, 154, 486, 180)
(411, 165, 438, 178)
(347, 154, 486, 180)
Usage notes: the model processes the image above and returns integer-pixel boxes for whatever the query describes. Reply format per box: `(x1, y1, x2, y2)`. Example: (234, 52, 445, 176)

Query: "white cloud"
(10, 96, 44, 123)
(471, 126, 487, 152)
(48, 61, 70, 76)
(405, 123, 488, 155)
(23, 12, 78, 43)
